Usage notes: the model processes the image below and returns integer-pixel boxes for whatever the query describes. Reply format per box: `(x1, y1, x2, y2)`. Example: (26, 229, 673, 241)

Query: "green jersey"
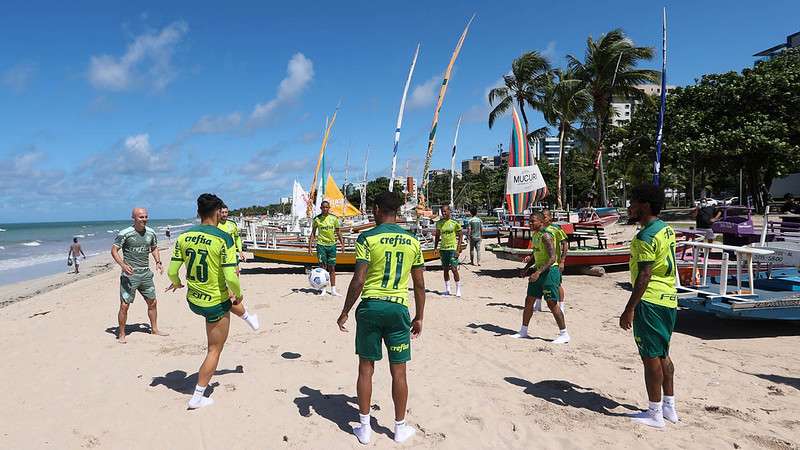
(168, 225, 241, 308)
(531, 229, 558, 270)
(436, 218, 462, 251)
(218, 220, 243, 253)
(546, 224, 568, 263)
(113, 226, 158, 271)
(313, 214, 341, 246)
(467, 217, 483, 240)
(355, 223, 425, 307)
(630, 219, 678, 308)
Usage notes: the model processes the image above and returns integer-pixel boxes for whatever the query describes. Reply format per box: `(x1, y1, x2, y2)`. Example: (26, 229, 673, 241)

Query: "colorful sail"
(505, 108, 547, 214)
(419, 15, 475, 207)
(389, 44, 420, 192)
(308, 108, 338, 217)
(450, 115, 462, 208)
(324, 174, 361, 217)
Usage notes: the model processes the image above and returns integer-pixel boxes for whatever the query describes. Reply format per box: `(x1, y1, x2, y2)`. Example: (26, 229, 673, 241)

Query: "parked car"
(694, 198, 720, 207)
(723, 197, 739, 205)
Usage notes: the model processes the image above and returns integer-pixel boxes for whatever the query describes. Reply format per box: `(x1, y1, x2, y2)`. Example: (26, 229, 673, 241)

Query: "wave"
(0, 228, 5, 232)
(0, 246, 4, 250)
(22, 241, 42, 247)
(87, 233, 95, 237)
(157, 222, 194, 231)
(0, 251, 102, 272)
(74, 234, 85, 238)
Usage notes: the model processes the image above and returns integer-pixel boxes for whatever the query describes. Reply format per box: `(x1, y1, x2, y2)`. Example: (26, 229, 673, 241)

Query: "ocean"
(0, 219, 196, 286)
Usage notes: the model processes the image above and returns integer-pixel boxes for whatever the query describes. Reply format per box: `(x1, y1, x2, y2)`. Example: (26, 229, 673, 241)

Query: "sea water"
(0, 219, 196, 286)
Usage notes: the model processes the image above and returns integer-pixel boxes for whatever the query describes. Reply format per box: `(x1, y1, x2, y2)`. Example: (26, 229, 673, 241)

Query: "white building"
(610, 83, 677, 126)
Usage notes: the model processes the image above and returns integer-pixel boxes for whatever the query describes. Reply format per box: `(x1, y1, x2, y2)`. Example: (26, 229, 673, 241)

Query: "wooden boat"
(249, 246, 441, 267)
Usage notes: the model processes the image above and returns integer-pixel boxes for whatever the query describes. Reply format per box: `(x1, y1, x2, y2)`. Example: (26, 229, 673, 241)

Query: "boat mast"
(389, 43, 420, 192)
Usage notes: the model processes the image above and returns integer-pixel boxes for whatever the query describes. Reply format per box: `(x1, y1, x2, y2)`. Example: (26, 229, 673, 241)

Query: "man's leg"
(630, 356, 666, 427)
(469, 240, 476, 265)
(513, 295, 535, 338)
(229, 300, 260, 331)
(189, 314, 231, 409)
(389, 362, 416, 443)
(442, 259, 451, 295)
(117, 301, 130, 343)
(329, 262, 341, 296)
(475, 239, 481, 265)
(661, 355, 678, 423)
(145, 298, 167, 336)
(353, 358, 375, 444)
(546, 299, 570, 344)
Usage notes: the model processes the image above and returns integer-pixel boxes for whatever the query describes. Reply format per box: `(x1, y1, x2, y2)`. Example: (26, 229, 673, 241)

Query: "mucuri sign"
(505, 165, 546, 195)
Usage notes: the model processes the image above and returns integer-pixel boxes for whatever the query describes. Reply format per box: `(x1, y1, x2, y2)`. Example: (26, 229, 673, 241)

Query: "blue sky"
(1, 0, 797, 222)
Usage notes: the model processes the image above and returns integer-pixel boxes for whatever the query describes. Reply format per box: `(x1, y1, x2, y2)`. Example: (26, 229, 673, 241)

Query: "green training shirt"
(630, 219, 678, 308)
(546, 224, 568, 263)
(168, 225, 241, 308)
(531, 229, 558, 270)
(218, 219, 243, 253)
(355, 223, 424, 307)
(113, 226, 158, 271)
(436, 218, 462, 251)
(313, 214, 341, 246)
(467, 216, 483, 240)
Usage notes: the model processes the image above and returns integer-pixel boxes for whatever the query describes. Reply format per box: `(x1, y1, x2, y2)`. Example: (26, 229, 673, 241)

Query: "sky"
(1, 0, 798, 222)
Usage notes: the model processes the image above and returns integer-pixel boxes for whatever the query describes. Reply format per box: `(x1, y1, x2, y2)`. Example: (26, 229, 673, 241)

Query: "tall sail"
(324, 174, 361, 217)
(654, 7, 667, 186)
(389, 44, 420, 192)
(505, 108, 546, 214)
(450, 115, 462, 208)
(418, 15, 475, 208)
(308, 108, 338, 217)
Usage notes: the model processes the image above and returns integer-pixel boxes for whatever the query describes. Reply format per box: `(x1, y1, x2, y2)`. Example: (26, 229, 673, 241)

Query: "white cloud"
(408, 75, 440, 109)
(463, 76, 507, 124)
(2, 62, 36, 93)
(191, 112, 242, 134)
(119, 133, 172, 172)
(541, 41, 558, 60)
(248, 52, 314, 126)
(88, 20, 188, 91)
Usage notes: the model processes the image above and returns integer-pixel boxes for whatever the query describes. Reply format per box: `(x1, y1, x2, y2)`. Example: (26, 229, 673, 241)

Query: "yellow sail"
(324, 174, 361, 217)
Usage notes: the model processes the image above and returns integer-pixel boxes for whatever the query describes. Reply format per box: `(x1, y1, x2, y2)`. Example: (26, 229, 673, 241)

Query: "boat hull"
(250, 247, 441, 266)
(485, 244, 630, 267)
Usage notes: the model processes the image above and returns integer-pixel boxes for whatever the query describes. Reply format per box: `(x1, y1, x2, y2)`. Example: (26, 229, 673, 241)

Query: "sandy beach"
(1, 247, 799, 450)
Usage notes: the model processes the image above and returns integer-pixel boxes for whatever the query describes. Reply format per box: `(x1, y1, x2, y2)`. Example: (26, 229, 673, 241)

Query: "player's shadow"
(293, 386, 392, 438)
(240, 266, 306, 276)
(476, 268, 521, 278)
(150, 365, 245, 395)
(289, 287, 324, 295)
(615, 281, 633, 292)
(750, 373, 800, 391)
(424, 288, 449, 296)
(674, 309, 800, 340)
(105, 323, 152, 337)
(486, 302, 524, 310)
(467, 322, 518, 336)
(505, 377, 639, 417)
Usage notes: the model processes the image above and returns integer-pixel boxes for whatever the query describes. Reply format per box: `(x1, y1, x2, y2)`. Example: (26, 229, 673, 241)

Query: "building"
(461, 155, 496, 174)
(754, 31, 800, 61)
(493, 151, 509, 168)
(428, 168, 456, 181)
(610, 83, 677, 127)
(533, 136, 576, 164)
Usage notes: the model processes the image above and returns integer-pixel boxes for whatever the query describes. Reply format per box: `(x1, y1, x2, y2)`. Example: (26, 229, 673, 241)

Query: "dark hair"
(374, 191, 402, 214)
(73, 237, 78, 243)
(197, 193, 224, 219)
(321, 200, 330, 207)
(220, 203, 229, 210)
(470, 207, 478, 215)
(630, 184, 665, 215)
(530, 210, 545, 221)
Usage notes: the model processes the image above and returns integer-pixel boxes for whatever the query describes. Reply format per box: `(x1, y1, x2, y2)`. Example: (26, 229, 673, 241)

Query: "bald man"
(111, 207, 166, 343)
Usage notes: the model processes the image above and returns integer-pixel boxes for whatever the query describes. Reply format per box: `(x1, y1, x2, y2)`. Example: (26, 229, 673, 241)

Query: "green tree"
(488, 51, 553, 137)
(567, 29, 658, 204)
(542, 68, 593, 209)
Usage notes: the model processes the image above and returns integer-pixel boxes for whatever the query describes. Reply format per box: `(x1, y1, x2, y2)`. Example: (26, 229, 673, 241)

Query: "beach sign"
(505, 107, 547, 214)
(506, 164, 546, 195)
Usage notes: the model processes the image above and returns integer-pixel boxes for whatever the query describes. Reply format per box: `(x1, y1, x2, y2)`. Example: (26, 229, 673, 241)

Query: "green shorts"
(526, 267, 561, 302)
(188, 299, 232, 323)
(120, 270, 156, 304)
(355, 299, 412, 363)
(316, 244, 337, 266)
(633, 300, 677, 358)
(440, 249, 459, 267)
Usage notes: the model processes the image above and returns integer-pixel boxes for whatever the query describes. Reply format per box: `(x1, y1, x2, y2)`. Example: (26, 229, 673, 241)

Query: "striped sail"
(389, 44, 420, 192)
(505, 108, 547, 214)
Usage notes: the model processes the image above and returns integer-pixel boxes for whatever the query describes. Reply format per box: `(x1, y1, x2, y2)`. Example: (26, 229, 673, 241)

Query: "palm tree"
(567, 29, 658, 205)
(488, 51, 552, 138)
(543, 68, 593, 209)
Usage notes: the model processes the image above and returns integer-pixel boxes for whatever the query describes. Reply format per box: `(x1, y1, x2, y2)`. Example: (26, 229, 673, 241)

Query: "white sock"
(663, 395, 679, 423)
(513, 325, 529, 338)
(533, 297, 542, 312)
(241, 310, 259, 331)
(456, 282, 462, 297)
(631, 401, 665, 428)
(188, 385, 214, 409)
(559, 328, 568, 335)
(354, 413, 372, 444)
(444, 281, 451, 294)
(394, 419, 416, 443)
(331, 286, 342, 296)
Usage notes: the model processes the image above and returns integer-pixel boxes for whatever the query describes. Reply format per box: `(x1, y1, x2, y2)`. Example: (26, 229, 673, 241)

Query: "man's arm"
(150, 245, 163, 274)
(308, 223, 317, 253)
(80, 246, 86, 257)
(433, 228, 440, 250)
(620, 262, 653, 329)
(559, 241, 569, 269)
(223, 265, 242, 302)
(111, 245, 133, 275)
(336, 224, 345, 251)
(410, 266, 426, 337)
(337, 261, 368, 331)
(529, 234, 556, 281)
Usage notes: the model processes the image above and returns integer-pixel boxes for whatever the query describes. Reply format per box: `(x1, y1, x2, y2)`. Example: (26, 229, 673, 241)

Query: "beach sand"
(1, 248, 799, 449)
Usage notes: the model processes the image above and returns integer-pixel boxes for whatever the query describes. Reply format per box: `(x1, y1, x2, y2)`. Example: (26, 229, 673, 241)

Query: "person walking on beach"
(434, 205, 463, 297)
(514, 211, 570, 344)
(308, 200, 344, 296)
(165, 227, 172, 242)
(111, 207, 166, 343)
(166, 194, 259, 410)
(542, 209, 569, 313)
(619, 184, 679, 428)
(466, 207, 483, 266)
(218, 204, 243, 265)
(690, 195, 721, 243)
(336, 191, 426, 444)
(67, 237, 86, 274)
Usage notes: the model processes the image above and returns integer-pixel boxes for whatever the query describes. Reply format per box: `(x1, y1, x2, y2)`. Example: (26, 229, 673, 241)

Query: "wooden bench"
(572, 224, 608, 249)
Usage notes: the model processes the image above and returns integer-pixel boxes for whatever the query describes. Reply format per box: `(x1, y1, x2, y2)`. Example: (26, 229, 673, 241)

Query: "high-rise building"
(533, 136, 576, 164)
(461, 155, 495, 174)
(610, 83, 677, 127)
(754, 31, 800, 61)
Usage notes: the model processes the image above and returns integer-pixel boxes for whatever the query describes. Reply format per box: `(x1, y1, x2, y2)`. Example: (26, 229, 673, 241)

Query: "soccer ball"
(309, 267, 330, 290)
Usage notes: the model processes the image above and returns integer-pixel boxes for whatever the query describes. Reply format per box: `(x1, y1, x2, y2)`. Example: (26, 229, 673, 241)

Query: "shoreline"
(0, 247, 172, 309)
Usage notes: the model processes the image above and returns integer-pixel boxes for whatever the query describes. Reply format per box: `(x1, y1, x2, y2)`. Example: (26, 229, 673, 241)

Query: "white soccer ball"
(309, 267, 330, 290)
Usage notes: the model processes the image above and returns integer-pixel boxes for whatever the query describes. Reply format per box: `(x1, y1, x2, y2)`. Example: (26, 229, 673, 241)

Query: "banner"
(506, 165, 546, 195)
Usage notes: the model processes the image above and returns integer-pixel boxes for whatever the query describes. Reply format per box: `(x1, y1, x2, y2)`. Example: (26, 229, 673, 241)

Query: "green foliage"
(488, 51, 553, 133)
(230, 203, 286, 216)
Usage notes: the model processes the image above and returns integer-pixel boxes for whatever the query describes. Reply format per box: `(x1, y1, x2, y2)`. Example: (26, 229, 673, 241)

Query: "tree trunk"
(557, 123, 566, 210)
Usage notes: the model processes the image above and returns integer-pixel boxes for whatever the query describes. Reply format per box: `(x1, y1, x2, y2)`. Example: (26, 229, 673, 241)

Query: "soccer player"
(166, 194, 259, 409)
(218, 204, 243, 264)
(515, 211, 570, 344)
(434, 205, 463, 297)
(542, 209, 569, 313)
(111, 207, 166, 343)
(336, 191, 426, 444)
(466, 207, 483, 266)
(619, 184, 679, 428)
(308, 200, 345, 296)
